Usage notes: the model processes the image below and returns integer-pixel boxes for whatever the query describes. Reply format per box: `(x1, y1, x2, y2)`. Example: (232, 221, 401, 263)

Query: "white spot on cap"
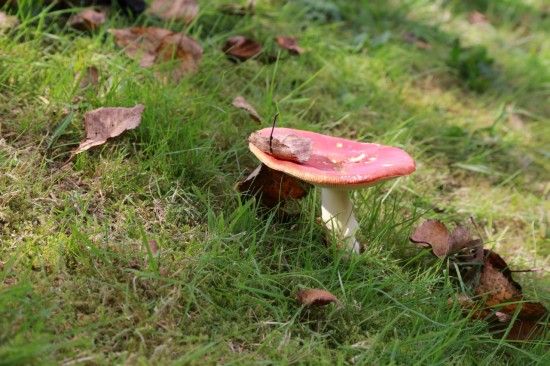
(382, 163, 393, 167)
(336, 143, 343, 148)
(368, 157, 377, 161)
(349, 153, 366, 163)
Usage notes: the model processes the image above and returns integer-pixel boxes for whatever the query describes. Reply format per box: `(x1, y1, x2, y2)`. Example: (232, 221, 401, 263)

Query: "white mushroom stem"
(321, 188, 361, 253)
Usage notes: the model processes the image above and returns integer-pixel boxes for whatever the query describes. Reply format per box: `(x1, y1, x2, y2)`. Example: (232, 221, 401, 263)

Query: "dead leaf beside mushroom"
(412, 219, 548, 340)
(74, 104, 144, 154)
(232, 96, 262, 123)
(296, 288, 338, 307)
(149, 0, 199, 23)
(110, 27, 202, 80)
(409, 219, 481, 258)
(275, 36, 304, 55)
(236, 164, 311, 208)
(223, 36, 262, 61)
(68, 8, 107, 31)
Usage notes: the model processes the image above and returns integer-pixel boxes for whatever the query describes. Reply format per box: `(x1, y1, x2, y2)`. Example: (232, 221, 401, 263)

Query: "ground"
(0, 0, 549, 364)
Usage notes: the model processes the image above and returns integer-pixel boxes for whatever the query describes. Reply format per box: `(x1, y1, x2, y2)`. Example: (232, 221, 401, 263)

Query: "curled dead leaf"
(77, 66, 99, 89)
(296, 288, 338, 307)
(232, 96, 262, 123)
(149, 0, 199, 23)
(410, 220, 481, 258)
(236, 164, 310, 208)
(248, 131, 312, 164)
(275, 36, 304, 55)
(74, 104, 144, 154)
(68, 8, 106, 31)
(110, 27, 202, 80)
(223, 36, 262, 61)
(155, 32, 203, 80)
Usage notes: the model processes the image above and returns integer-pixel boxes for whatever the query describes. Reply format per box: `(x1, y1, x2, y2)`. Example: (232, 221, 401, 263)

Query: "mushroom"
(248, 127, 416, 253)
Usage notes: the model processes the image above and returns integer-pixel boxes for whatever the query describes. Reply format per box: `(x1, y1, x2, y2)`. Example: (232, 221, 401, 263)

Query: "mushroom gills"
(321, 188, 361, 253)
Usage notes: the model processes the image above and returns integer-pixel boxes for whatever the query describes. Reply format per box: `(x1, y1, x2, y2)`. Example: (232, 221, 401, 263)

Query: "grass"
(1, 0, 549, 364)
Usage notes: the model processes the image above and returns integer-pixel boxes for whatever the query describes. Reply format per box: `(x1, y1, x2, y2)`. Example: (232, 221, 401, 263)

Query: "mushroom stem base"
(321, 188, 361, 253)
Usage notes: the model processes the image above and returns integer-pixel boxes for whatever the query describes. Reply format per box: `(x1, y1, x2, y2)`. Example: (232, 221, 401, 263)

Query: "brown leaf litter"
(236, 164, 310, 208)
(110, 27, 202, 80)
(275, 36, 304, 55)
(232, 96, 262, 123)
(223, 36, 262, 61)
(68, 7, 107, 31)
(74, 104, 144, 154)
(411, 220, 548, 340)
(248, 131, 312, 164)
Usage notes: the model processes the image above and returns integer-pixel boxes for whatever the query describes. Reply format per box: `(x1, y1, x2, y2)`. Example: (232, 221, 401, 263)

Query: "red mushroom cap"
(249, 128, 415, 188)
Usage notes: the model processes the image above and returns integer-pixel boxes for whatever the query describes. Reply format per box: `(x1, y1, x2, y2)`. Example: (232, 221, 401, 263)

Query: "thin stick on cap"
(269, 112, 279, 154)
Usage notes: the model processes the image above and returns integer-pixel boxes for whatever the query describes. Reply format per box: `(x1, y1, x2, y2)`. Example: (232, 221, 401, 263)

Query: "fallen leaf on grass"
(402, 32, 431, 49)
(223, 36, 262, 61)
(232, 96, 262, 123)
(0, 11, 18, 31)
(149, 0, 198, 23)
(74, 104, 144, 154)
(77, 66, 99, 89)
(468, 11, 489, 25)
(297, 289, 338, 307)
(275, 36, 304, 55)
(249, 131, 312, 164)
(236, 164, 310, 208)
(68, 8, 107, 31)
(155, 32, 204, 80)
(410, 220, 481, 258)
(110, 27, 202, 80)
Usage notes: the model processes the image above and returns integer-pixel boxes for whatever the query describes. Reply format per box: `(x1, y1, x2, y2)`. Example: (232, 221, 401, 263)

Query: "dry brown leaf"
(223, 36, 262, 61)
(236, 164, 310, 208)
(232, 96, 261, 123)
(468, 11, 489, 25)
(149, 0, 199, 23)
(465, 250, 548, 340)
(155, 32, 203, 80)
(0, 11, 18, 31)
(74, 104, 144, 154)
(296, 289, 338, 307)
(110, 27, 202, 80)
(275, 36, 304, 55)
(410, 220, 450, 257)
(249, 131, 312, 164)
(77, 66, 99, 89)
(68, 8, 106, 31)
(410, 220, 480, 258)
(110, 27, 172, 67)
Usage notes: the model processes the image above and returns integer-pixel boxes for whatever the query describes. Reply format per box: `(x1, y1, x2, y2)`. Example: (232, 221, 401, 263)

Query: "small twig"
(269, 112, 279, 154)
